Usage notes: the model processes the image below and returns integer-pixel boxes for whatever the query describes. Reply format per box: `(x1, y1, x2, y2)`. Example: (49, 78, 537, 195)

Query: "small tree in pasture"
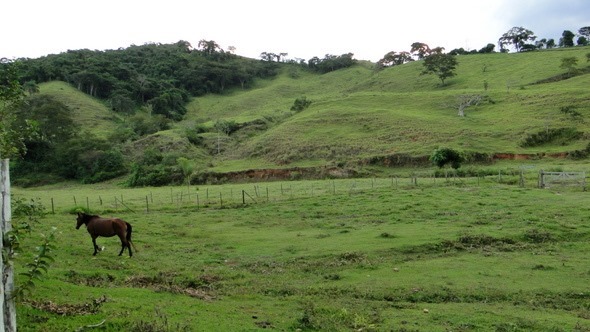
(421, 49, 458, 86)
(453, 94, 483, 117)
(560, 57, 579, 77)
(430, 147, 463, 170)
(177, 157, 196, 192)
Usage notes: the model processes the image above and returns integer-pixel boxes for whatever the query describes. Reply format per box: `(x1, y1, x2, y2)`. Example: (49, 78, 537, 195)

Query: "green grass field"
(11, 174, 590, 331)
(18, 47, 590, 331)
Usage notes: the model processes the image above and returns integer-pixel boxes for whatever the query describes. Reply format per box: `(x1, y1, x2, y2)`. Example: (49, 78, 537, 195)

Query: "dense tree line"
(16, 40, 280, 120)
(260, 51, 358, 74)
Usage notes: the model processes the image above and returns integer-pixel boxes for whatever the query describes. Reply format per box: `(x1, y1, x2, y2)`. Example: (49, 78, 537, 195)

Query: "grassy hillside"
(38, 81, 121, 138)
(179, 47, 590, 171)
(39, 47, 590, 177)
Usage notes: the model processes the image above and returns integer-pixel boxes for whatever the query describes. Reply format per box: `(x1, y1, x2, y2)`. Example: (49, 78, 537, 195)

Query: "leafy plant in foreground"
(15, 229, 56, 300)
(7, 198, 56, 300)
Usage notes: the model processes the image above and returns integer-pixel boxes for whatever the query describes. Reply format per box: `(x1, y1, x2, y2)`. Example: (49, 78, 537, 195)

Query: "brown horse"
(76, 212, 136, 257)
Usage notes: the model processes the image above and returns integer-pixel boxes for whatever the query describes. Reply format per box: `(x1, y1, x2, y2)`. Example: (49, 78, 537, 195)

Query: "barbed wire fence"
(22, 169, 571, 215)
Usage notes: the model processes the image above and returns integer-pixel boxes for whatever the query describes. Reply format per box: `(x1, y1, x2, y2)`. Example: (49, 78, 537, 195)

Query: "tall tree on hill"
(376, 51, 413, 69)
(498, 27, 536, 52)
(259, 52, 276, 62)
(410, 42, 431, 59)
(420, 48, 457, 86)
(198, 40, 221, 56)
(559, 30, 575, 47)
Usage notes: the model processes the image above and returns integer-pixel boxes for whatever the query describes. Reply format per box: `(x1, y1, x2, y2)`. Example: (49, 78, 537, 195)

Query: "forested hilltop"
(17, 40, 357, 119)
(17, 40, 279, 120)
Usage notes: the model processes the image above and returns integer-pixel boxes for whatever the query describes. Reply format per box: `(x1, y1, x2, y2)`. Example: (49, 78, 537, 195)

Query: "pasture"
(12, 175, 590, 331)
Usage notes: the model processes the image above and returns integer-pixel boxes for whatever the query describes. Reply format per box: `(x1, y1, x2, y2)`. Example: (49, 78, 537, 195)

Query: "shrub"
(519, 127, 582, 147)
(214, 119, 240, 135)
(430, 147, 463, 169)
(560, 106, 582, 119)
(125, 164, 182, 187)
(290, 96, 312, 112)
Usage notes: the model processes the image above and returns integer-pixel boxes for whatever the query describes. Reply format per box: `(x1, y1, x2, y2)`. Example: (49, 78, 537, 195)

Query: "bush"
(519, 127, 582, 147)
(125, 164, 182, 187)
(290, 96, 312, 112)
(430, 147, 463, 169)
(214, 119, 240, 135)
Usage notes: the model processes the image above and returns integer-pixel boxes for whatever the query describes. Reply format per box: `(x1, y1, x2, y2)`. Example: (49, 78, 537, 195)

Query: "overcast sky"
(2, 0, 589, 62)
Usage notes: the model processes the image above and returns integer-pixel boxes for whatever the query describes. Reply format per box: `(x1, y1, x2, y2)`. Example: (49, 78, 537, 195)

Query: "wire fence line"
(15, 171, 549, 215)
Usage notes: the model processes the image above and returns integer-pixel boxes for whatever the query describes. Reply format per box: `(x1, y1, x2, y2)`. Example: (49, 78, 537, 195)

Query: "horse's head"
(76, 212, 87, 229)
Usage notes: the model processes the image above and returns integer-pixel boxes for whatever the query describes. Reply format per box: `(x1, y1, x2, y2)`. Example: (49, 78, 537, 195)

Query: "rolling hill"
(38, 46, 590, 181)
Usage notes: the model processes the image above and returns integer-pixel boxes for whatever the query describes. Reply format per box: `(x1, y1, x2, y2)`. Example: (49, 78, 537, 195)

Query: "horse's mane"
(81, 213, 100, 220)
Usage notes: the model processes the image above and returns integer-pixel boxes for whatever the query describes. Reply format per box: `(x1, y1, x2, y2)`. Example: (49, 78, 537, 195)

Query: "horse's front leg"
(92, 237, 100, 256)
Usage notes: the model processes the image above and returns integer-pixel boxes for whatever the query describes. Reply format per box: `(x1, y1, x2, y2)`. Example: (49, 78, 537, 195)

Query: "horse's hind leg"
(119, 241, 132, 257)
(118, 236, 132, 257)
(92, 237, 100, 256)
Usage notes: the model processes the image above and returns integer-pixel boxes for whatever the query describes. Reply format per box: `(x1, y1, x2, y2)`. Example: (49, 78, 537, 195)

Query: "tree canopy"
(376, 51, 413, 69)
(498, 27, 537, 52)
(559, 30, 575, 47)
(430, 147, 463, 169)
(421, 48, 458, 85)
(0, 58, 31, 158)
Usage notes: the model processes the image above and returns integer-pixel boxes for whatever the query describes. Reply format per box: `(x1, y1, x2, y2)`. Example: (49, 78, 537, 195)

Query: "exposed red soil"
(201, 152, 569, 183)
(492, 152, 569, 160)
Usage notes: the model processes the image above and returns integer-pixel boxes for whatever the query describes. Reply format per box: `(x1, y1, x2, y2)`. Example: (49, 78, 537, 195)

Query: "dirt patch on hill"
(493, 152, 569, 160)
(28, 296, 108, 316)
(201, 166, 358, 183)
(200, 152, 570, 183)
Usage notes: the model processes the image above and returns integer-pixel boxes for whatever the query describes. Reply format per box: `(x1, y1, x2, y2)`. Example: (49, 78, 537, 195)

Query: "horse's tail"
(126, 222, 138, 253)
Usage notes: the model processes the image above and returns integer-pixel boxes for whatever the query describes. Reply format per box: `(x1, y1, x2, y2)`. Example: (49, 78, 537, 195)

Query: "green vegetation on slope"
(13, 46, 590, 184)
(184, 47, 590, 171)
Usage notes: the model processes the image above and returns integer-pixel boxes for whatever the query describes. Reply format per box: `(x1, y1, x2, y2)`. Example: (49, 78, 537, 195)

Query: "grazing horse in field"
(76, 212, 136, 257)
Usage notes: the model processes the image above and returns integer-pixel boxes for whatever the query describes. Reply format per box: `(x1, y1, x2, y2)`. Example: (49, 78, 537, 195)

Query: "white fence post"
(1, 159, 15, 331)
